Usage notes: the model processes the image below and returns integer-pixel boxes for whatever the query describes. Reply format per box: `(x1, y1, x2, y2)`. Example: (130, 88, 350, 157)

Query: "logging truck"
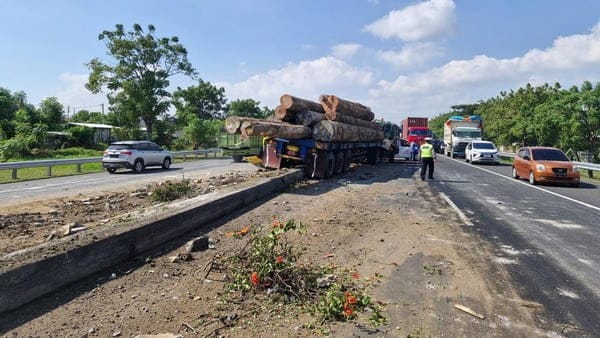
(225, 94, 399, 179)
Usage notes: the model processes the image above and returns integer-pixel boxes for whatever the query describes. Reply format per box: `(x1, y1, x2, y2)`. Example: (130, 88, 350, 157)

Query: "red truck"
(401, 117, 432, 143)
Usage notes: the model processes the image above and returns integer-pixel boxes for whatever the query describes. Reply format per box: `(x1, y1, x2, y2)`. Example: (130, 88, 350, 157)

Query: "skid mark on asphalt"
(535, 219, 585, 229)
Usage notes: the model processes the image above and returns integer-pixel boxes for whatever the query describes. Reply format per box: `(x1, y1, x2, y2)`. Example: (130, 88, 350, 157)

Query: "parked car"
(396, 138, 411, 160)
(511, 146, 580, 187)
(465, 140, 500, 165)
(102, 141, 173, 173)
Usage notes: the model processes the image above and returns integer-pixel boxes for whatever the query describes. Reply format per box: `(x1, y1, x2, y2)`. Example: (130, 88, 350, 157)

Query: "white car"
(465, 140, 500, 165)
(102, 141, 173, 173)
(396, 138, 411, 160)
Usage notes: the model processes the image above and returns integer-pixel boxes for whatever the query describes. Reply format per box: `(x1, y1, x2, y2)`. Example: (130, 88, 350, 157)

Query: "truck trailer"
(443, 115, 483, 158)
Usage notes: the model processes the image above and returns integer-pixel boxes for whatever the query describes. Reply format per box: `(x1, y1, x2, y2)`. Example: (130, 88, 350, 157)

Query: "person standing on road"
(410, 141, 418, 162)
(419, 137, 436, 181)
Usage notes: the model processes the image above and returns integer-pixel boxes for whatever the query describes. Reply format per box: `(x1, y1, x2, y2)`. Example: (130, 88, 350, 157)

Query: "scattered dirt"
(1, 162, 568, 337)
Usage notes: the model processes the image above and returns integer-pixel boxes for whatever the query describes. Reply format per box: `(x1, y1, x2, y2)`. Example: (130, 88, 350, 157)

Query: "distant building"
(68, 122, 118, 143)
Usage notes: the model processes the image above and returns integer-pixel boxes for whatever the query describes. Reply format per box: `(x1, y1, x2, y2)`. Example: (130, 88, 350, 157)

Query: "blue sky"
(2, 0, 600, 122)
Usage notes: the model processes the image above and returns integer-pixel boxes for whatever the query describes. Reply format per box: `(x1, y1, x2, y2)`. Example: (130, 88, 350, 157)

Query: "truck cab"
(443, 116, 483, 158)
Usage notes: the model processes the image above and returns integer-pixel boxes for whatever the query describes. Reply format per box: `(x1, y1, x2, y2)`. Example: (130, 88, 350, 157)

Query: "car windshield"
(531, 149, 569, 161)
(473, 142, 495, 150)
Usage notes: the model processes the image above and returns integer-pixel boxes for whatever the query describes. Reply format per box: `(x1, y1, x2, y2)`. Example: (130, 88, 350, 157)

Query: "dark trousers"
(420, 157, 434, 180)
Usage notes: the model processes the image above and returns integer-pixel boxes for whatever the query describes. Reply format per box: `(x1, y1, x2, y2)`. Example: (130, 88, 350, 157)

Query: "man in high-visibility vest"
(419, 137, 436, 181)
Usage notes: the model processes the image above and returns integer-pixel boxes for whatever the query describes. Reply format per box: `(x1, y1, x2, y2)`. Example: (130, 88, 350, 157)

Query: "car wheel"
(107, 168, 117, 174)
(528, 171, 536, 185)
(512, 167, 519, 179)
(465, 155, 469, 163)
(162, 157, 171, 169)
(133, 159, 145, 173)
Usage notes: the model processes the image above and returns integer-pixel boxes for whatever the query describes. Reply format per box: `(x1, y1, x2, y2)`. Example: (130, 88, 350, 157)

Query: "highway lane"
(0, 158, 255, 207)
(428, 155, 600, 334)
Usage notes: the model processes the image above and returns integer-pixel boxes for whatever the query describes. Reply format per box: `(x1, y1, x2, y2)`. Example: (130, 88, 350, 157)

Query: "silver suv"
(102, 141, 173, 173)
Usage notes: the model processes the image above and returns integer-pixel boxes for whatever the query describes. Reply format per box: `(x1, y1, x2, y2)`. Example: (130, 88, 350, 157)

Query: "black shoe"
(429, 177, 434, 180)
(421, 177, 425, 181)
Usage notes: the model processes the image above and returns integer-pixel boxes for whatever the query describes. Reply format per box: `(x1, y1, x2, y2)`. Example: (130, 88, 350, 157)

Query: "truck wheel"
(342, 150, 352, 174)
(334, 152, 344, 175)
(232, 155, 244, 162)
(107, 168, 117, 174)
(367, 148, 380, 164)
(325, 151, 336, 178)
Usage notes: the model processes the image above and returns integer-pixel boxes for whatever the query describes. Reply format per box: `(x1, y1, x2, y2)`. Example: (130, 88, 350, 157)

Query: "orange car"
(512, 147, 580, 187)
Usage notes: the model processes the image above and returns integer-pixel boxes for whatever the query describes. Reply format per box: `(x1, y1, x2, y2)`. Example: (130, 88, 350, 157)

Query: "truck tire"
(367, 148, 380, 164)
(232, 155, 244, 162)
(325, 151, 336, 178)
(342, 150, 352, 174)
(334, 151, 344, 175)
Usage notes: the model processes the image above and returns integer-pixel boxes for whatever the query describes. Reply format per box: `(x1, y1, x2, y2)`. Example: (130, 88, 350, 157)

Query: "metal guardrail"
(498, 152, 600, 177)
(0, 149, 221, 179)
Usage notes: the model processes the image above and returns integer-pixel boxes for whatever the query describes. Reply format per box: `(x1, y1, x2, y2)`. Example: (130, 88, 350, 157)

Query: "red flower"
(351, 271, 360, 279)
(250, 272, 260, 286)
(345, 292, 357, 305)
(276, 256, 284, 264)
(342, 303, 354, 317)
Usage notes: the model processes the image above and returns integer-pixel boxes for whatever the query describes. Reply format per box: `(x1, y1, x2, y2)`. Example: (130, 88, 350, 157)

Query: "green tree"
(173, 80, 227, 120)
(225, 99, 270, 119)
(70, 109, 108, 124)
(86, 24, 196, 140)
(39, 97, 65, 131)
(0, 88, 19, 140)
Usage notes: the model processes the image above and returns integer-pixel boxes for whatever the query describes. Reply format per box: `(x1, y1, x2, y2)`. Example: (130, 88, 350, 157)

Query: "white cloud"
(219, 56, 373, 108)
(369, 22, 600, 120)
(55, 73, 108, 114)
(331, 43, 362, 59)
(377, 42, 443, 68)
(364, 0, 456, 41)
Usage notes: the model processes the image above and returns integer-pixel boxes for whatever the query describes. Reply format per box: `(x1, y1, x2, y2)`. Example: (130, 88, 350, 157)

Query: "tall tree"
(173, 80, 227, 120)
(39, 97, 65, 131)
(86, 24, 196, 140)
(0, 88, 19, 140)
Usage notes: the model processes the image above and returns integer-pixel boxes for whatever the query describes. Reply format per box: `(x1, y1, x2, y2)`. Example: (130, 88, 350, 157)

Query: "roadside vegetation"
(430, 82, 600, 162)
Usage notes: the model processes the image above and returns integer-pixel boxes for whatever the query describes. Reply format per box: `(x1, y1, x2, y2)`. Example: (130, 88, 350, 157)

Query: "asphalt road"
(425, 155, 600, 335)
(0, 158, 255, 207)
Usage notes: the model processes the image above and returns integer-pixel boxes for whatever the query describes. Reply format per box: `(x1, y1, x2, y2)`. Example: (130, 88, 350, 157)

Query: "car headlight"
(536, 164, 547, 171)
(472, 152, 480, 157)
(572, 165, 578, 171)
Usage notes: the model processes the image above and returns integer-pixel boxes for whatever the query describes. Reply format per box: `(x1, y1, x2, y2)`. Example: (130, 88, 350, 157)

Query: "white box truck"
(444, 116, 483, 158)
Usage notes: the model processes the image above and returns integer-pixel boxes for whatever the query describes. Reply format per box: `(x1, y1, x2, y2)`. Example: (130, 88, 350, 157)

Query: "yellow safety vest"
(420, 144, 434, 158)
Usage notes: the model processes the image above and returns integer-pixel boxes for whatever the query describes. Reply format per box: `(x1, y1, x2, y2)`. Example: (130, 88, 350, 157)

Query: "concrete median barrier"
(0, 169, 305, 313)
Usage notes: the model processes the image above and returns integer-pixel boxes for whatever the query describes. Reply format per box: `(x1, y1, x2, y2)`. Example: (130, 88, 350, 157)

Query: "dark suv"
(102, 141, 173, 173)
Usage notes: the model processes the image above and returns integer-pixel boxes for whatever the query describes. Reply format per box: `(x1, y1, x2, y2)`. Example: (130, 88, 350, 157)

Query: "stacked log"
(320, 94, 375, 122)
(224, 94, 383, 143)
(312, 120, 384, 142)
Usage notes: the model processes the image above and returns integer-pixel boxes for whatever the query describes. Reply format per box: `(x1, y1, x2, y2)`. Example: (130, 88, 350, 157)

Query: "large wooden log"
(224, 116, 270, 134)
(273, 105, 296, 122)
(320, 94, 375, 121)
(312, 120, 384, 143)
(325, 111, 382, 131)
(294, 110, 326, 127)
(239, 119, 312, 139)
(280, 94, 324, 113)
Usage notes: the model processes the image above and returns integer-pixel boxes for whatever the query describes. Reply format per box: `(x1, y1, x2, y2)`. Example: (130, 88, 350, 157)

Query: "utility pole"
(101, 104, 105, 114)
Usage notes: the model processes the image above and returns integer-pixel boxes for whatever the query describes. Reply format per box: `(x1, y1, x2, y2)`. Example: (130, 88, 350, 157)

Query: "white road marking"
(557, 288, 581, 299)
(443, 156, 600, 213)
(439, 192, 474, 226)
(535, 219, 585, 230)
(493, 257, 518, 265)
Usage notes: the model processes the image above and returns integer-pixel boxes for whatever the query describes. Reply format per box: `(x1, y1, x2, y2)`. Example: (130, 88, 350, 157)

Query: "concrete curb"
(0, 169, 305, 313)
